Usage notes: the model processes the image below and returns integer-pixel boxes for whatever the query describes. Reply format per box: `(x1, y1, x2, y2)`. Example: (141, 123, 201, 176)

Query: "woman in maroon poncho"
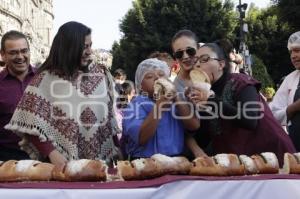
(187, 40, 295, 166)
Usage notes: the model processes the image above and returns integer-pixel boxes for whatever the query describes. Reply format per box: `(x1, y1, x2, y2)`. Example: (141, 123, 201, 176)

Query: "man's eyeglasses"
(173, 47, 196, 59)
(6, 48, 29, 56)
(195, 54, 221, 63)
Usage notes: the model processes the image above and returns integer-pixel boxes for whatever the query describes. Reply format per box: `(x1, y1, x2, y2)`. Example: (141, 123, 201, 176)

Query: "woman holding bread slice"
(186, 39, 295, 166)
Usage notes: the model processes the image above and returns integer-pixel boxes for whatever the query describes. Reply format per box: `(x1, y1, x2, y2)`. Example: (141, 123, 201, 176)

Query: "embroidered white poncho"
(5, 62, 120, 162)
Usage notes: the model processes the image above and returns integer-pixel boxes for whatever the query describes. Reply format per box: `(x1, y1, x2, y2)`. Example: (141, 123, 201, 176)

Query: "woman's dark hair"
(171, 29, 199, 51)
(201, 39, 234, 74)
(38, 21, 91, 78)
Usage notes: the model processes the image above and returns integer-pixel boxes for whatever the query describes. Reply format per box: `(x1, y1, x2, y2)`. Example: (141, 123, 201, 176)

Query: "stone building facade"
(0, 0, 53, 64)
(92, 48, 113, 69)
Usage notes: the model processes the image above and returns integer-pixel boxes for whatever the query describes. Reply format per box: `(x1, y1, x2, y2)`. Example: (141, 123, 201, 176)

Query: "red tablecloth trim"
(0, 174, 299, 189)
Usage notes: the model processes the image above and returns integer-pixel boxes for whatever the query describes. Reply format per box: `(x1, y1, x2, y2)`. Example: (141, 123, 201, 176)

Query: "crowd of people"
(0, 20, 299, 170)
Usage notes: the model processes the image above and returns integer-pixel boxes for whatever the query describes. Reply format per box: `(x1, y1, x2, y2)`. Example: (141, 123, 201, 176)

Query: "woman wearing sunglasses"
(187, 39, 295, 166)
(171, 29, 198, 100)
(171, 30, 209, 158)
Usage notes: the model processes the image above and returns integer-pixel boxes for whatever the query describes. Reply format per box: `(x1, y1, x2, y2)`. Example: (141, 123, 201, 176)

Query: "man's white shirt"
(270, 70, 300, 126)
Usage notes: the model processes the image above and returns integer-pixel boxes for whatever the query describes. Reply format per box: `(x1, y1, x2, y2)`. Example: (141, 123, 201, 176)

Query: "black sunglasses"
(173, 47, 197, 59)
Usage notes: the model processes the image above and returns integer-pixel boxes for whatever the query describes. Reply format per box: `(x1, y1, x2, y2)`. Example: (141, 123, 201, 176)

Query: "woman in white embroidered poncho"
(5, 21, 120, 169)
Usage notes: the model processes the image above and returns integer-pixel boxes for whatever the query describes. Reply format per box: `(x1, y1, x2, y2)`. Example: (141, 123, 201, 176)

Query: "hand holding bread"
(153, 78, 176, 100)
(187, 69, 214, 105)
(48, 149, 67, 172)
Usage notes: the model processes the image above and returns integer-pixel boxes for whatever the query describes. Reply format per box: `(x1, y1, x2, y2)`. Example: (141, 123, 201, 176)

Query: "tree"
(111, 41, 123, 72)
(251, 55, 274, 90)
(112, 0, 238, 80)
(245, 4, 295, 83)
(272, 0, 300, 29)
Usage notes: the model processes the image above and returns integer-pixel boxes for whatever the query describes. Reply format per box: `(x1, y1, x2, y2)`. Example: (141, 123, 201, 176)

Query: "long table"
(1, 174, 300, 199)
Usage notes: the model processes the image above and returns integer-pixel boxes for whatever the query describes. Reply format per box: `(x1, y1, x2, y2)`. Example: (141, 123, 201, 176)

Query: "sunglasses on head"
(173, 47, 197, 59)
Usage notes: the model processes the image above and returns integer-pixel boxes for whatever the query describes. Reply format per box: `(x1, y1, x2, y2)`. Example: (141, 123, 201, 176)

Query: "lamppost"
(237, 0, 252, 75)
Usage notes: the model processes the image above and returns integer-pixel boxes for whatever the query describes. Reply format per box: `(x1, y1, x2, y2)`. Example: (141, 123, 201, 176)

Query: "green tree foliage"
(272, 0, 300, 29)
(245, 4, 295, 83)
(111, 0, 237, 80)
(251, 55, 274, 90)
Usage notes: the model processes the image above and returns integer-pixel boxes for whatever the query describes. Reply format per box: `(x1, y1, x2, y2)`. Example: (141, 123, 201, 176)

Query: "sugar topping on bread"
(261, 152, 278, 168)
(66, 159, 90, 175)
(239, 155, 257, 173)
(132, 159, 146, 172)
(214, 154, 230, 167)
(153, 78, 175, 98)
(293, 153, 300, 162)
(151, 154, 175, 164)
(155, 78, 175, 91)
(15, 160, 40, 173)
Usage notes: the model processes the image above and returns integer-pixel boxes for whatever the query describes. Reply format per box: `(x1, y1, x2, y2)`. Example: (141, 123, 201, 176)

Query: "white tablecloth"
(1, 178, 300, 199)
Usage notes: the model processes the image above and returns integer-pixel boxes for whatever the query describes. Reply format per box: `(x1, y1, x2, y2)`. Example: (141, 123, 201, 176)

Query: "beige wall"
(0, 0, 54, 65)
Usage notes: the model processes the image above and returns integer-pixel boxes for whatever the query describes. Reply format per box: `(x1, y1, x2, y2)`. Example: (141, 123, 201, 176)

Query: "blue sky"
(53, 0, 271, 50)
